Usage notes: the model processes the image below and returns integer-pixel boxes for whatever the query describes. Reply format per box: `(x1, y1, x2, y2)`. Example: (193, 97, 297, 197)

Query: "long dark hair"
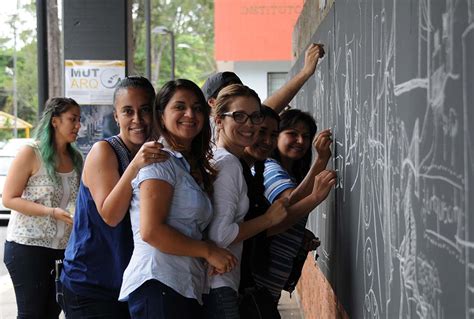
(272, 109, 317, 183)
(153, 79, 216, 195)
(33, 97, 83, 180)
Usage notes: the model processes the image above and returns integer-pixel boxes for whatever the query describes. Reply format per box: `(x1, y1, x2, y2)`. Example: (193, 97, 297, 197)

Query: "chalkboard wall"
(289, 1, 474, 318)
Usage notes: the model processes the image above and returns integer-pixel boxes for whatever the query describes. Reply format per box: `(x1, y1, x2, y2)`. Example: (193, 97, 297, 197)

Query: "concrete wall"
(291, 0, 334, 59)
(217, 60, 291, 101)
(234, 61, 291, 101)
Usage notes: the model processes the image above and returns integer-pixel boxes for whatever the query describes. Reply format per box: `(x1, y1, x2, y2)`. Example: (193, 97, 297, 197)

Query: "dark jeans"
(203, 287, 240, 319)
(128, 279, 203, 319)
(3, 241, 64, 319)
(239, 286, 281, 319)
(58, 283, 130, 319)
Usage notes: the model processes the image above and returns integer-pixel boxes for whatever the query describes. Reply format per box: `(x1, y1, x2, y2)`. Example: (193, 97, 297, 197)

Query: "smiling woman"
(2, 97, 83, 318)
(203, 84, 288, 319)
(250, 109, 336, 306)
(119, 79, 237, 319)
(59, 76, 167, 319)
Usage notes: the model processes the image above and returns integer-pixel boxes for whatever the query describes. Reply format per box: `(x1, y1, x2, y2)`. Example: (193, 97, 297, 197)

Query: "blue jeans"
(3, 241, 64, 319)
(203, 287, 240, 319)
(128, 279, 203, 319)
(58, 283, 130, 319)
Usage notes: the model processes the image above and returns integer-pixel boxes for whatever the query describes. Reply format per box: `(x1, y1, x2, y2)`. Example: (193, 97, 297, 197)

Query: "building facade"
(214, 0, 303, 100)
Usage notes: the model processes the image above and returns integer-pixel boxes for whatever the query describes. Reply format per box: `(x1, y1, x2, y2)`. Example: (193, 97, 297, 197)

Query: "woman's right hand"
(264, 197, 289, 227)
(302, 43, 325, 77)
(313, 129, 333, 161)
(205, 242, 238, 275)
(130, 140, 169, 171)
(51, 207, 73, 225)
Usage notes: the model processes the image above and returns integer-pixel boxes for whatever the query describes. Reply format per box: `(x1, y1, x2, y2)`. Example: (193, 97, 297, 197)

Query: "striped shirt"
(253, 158, 308, 301)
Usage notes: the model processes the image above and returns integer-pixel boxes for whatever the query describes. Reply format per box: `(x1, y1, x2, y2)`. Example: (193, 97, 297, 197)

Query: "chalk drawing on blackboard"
(290, 0, 474, 317)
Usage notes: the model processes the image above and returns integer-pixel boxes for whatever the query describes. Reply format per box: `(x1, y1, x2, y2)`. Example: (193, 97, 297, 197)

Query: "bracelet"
(50, 207, 56, 218)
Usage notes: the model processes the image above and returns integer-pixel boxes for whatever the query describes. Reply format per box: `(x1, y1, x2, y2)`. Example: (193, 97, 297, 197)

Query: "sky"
(0, 0, 36, 48)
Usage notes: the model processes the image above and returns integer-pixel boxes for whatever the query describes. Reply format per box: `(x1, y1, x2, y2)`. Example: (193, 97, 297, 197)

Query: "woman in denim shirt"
(119, 79, 237, 319)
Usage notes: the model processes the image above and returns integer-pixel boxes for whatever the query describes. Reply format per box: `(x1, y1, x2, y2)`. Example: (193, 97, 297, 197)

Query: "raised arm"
(268, 169, 336, 235)
(287, 129, 332, 204)
(83, 140, 167, 227)
(139, 178, 237, 274)
(2, 145, 73, 224)
(264, 43, 325, 113)
(274, 129, 333, 205)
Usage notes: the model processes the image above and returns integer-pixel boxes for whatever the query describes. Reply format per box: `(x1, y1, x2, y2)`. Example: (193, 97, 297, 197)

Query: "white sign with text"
(65, 60, 125, 105)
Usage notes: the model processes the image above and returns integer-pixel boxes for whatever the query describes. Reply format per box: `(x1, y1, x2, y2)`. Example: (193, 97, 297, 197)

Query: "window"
(267, 72, 287, 97)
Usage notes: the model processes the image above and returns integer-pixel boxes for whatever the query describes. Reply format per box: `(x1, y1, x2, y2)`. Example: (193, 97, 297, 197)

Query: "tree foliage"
(0, 0, 38, 130)
(131, 0, 215, 88)
(0, 0, 216, 136)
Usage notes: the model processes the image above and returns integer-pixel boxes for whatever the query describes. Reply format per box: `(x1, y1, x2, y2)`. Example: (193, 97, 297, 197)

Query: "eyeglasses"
(221, 111, 265, 125)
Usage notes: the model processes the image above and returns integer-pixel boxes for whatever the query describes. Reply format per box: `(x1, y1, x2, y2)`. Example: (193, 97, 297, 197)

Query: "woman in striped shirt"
(243, 108, 336, 310)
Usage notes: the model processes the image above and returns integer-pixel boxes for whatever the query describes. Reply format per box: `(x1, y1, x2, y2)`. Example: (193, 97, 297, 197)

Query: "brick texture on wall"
(296, 255, 348, 319)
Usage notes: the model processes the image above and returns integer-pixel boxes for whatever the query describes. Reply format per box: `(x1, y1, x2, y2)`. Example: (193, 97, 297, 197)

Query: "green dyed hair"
(33, 97, 83, 180)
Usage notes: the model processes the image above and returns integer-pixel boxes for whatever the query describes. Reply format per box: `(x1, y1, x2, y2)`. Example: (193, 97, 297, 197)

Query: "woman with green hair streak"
(3, 97, 83, 318)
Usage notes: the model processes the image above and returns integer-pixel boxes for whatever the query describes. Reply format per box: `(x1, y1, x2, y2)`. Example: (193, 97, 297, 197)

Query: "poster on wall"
(65, 60, 125, 105)
(65, 60, 124, 155)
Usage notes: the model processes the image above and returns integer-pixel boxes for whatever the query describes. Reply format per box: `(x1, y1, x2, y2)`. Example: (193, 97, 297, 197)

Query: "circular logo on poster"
(100, 69, 122, 89)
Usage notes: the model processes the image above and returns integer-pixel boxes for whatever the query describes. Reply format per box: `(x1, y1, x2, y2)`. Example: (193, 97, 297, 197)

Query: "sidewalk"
(279, 291, 304, 318)
(0, 274, 302, 319)
(0, 274, 16, 319)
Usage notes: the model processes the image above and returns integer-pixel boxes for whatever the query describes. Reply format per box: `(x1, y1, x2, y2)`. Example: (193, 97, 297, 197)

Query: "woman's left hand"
(205, 242, 238, 275)
(311, 170, 337, 203)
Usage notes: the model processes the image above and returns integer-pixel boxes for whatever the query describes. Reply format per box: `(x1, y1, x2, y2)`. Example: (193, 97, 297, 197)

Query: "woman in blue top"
(60, 77, 167, 318)
(119, 79, 237, 319)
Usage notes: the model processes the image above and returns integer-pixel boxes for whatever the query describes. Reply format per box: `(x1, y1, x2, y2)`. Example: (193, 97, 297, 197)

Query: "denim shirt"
(119, 148, 213, 304)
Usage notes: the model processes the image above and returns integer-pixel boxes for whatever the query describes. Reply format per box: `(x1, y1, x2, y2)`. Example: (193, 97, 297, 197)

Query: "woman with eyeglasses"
(203, 84, 288, 319)
(3, 97, 82, 318)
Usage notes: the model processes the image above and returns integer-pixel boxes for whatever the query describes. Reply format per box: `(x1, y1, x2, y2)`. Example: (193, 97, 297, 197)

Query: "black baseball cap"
(202, 71, 243, 101)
